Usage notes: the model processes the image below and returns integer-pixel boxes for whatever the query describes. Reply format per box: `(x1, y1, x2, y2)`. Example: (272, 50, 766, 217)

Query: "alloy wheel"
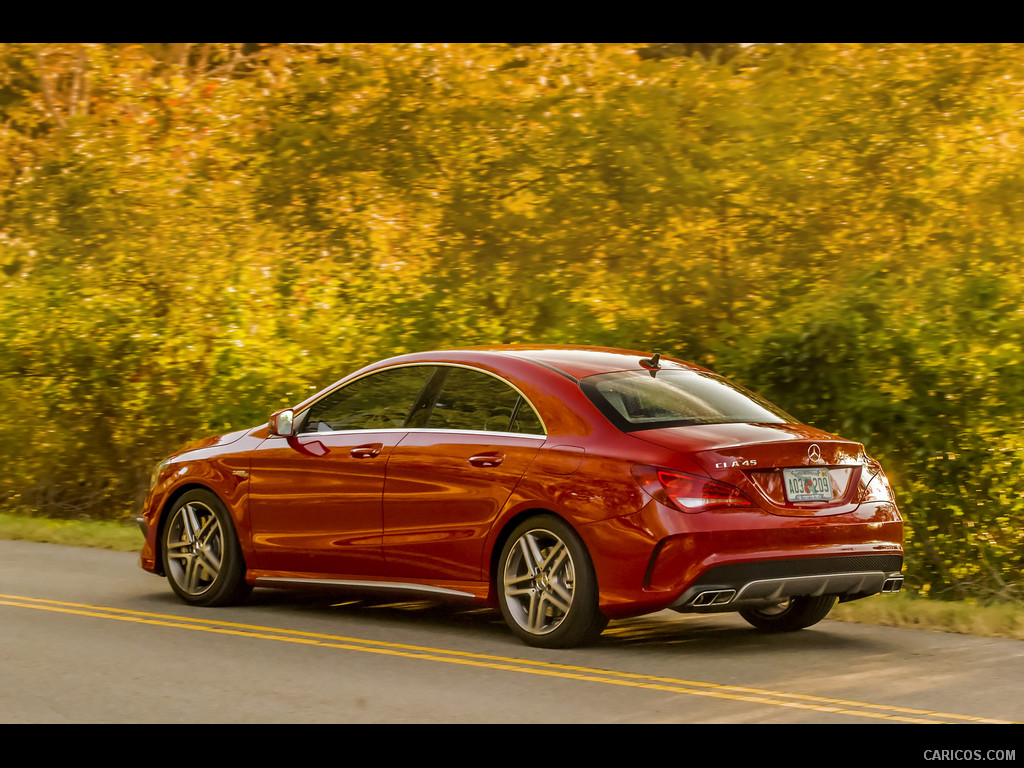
(165, 500, 224, 596)
(502, 528, 577, 636)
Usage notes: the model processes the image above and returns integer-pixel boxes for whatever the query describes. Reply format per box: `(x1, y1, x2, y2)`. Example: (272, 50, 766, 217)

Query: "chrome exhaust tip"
(881, 576, 904, 593)
(690, 589, 737, 607)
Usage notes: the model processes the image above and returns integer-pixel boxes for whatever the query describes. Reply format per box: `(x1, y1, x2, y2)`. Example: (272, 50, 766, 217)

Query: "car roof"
(433, 345, 703, 381)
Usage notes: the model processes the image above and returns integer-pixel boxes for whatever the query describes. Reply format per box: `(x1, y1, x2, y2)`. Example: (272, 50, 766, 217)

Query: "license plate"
(783, 468, 832, 502)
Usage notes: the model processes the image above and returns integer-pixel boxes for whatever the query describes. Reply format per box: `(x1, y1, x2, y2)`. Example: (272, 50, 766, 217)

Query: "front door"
(248, 365, 437, 577)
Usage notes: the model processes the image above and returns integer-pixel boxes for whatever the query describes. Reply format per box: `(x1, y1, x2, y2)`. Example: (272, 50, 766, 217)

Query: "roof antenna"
(639, 353, 661, 375)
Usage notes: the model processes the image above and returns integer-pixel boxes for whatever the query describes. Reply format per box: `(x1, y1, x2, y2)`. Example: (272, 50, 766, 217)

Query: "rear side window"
(425, 367, 545, 435)
(581, 370, 795, 432)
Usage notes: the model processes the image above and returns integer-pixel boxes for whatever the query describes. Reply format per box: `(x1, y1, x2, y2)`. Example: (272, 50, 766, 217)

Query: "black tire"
(162, 489, 251, 607)
(497, 515, 608, 648)
(739, 595, 837, 632)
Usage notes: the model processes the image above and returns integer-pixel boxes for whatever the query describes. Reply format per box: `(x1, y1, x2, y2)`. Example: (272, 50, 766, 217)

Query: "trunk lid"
(631, 422, 870, 516)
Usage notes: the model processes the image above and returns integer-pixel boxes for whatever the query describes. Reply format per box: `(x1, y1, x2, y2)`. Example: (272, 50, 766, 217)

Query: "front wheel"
(739, 595, 837, 632)
(162, 489, 250, 607)
(497, 516, 608, 648)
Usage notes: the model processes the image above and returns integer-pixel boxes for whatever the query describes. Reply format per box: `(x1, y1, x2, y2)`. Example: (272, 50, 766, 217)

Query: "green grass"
(2, 511, 1022, 640)
(0, 511, 143, 552)
(831, 592, 1024, 640)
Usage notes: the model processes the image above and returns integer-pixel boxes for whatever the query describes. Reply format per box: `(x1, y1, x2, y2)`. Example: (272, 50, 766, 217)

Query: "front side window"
(581, 370, 795, 432)
(425, 367, 544, 435)
(300, 366, 435, 433)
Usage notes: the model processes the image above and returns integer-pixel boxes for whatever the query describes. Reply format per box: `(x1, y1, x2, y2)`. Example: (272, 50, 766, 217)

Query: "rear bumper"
(581, 497, 903, 618)
(669, 553, 904, 612)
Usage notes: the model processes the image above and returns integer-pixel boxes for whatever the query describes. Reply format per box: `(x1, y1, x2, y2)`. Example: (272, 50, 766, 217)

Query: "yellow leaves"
(2, 42, 1024, 581)
(501, 187, 541, 217)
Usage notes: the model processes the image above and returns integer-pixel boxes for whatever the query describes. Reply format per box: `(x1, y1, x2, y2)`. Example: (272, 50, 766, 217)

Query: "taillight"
(633, 466, 753, 513)
(859, 469, 895, 504)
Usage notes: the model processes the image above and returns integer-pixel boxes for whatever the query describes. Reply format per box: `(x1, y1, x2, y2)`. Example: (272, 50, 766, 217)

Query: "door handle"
(469, 453, 504, 467)
(350, 443, 383, 459)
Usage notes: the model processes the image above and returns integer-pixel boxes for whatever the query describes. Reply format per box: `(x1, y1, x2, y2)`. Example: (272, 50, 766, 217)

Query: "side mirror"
(268, 408, 296, 438)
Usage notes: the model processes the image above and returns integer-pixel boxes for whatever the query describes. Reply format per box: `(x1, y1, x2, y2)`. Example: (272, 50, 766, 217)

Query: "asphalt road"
(1, 539, 1022, 731)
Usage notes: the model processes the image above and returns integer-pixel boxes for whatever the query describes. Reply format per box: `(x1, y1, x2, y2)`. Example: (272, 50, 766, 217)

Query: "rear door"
(382, 365, 544, 581)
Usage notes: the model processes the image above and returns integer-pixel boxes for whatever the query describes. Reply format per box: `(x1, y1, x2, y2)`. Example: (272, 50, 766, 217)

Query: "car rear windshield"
(580, 369, 796, 432)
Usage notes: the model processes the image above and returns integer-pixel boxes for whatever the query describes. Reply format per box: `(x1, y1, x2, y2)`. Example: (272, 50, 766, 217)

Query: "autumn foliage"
(1, 43, 1022, 603)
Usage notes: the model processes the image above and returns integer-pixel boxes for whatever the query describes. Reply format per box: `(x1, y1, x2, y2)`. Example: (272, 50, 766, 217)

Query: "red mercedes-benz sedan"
(137, 346, 904, 647)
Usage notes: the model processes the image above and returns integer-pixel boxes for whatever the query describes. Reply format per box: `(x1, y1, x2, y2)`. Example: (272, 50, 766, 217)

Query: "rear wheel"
(739, 595, 837, 632)
(162, 489, 250, 607)
(498, 516, 608, 648)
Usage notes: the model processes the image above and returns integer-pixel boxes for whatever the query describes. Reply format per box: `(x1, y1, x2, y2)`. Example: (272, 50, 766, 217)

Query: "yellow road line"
(1, 593, 1015, 724)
